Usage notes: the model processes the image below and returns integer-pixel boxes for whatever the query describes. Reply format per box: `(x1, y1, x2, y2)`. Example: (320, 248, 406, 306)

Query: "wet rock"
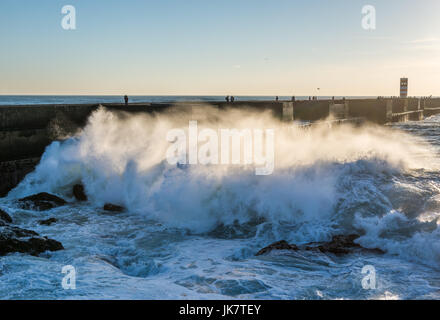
(256, 235, 384, 256)
(0, 209, 13, 223)
(38, 218, 58, 226)
(0, 224, 63, 256)
(311, 234, 363, 255)
(256, 240, 298, 256)
(18, 192, 67, 211)
(103, 203, 124, 213)
(73, 184, 87, 202)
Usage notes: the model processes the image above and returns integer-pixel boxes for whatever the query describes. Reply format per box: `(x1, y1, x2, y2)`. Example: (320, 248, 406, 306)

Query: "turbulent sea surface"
(1, 106, 440, 300)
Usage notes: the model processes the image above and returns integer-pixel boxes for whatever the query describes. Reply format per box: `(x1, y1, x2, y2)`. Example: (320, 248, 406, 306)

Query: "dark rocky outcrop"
(308, 234, 365, 255)
(18, 192, 67, 211)
(103, 203, 124, 213)
(256, 240, 298, 256)
(0, 224, 63, 256)
(73, 184, 87, 201)
(38, 218, 58, 226)
(256, 234, 384, 256)
(0, 209, 13, 223)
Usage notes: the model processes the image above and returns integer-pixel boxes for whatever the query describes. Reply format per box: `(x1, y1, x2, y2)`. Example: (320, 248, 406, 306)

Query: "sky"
(0, 0, 439, 96)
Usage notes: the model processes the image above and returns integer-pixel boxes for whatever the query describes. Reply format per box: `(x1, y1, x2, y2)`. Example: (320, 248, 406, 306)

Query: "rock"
(38, 218, 58, 226)
(18, 192, 67, 211)
(103, 203, 124, 213)
(312, 234, 362, 255)
(256, 235, 384, 256)
(256, 240, 298, 256)
(0, 224, 63, 256)
(73, 184, 87, 201)
(0, 209, 13, 223)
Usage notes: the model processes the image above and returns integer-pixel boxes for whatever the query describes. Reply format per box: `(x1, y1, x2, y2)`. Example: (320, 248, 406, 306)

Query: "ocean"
(1, 102, 440, 299)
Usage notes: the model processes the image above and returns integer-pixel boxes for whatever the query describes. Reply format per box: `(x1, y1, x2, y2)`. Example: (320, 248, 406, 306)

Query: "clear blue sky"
(0, 0, 439, 96)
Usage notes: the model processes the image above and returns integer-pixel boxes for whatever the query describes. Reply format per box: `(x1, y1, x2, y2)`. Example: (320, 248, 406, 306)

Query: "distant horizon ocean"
(0, 95, 380, 106)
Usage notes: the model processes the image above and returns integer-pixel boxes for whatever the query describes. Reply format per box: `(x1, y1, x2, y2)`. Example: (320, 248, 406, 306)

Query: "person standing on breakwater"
(276, 96, 279, 102)
(124, 95, 129, 106)
(225, 96, 230, 103)
(231, 96, 235, 103)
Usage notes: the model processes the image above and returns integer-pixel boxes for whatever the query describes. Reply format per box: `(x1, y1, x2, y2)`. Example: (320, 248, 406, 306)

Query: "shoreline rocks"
(0, 214, 63, 256)
(256, 240, 298, 256)
(256, 234, 384, 256)
(310, 234, 368, 255)
(103, 203, 124, 213)
(73, 184, 87, 202)
(18, 192, 67, 211)
(0, 207, 64, 257)
(0, 209, 13, 223)
(38, 218, 58, 226)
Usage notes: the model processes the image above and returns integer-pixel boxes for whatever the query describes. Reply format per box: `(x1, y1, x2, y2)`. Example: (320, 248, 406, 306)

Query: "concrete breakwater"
(1, 97, 440, 196)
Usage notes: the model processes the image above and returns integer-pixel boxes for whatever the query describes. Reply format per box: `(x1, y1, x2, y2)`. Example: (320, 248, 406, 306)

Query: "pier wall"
(0, 101, 286, 162)
(424, 98, 440, 117)
(292, 100, 330, 121)
(0, 104, 99, 162)
(347, 99, 390, 124)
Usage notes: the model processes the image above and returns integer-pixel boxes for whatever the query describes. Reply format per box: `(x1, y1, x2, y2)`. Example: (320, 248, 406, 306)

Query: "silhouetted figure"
(292, 96, 296, 102)
(231, 96, 235, 103)
(332, 96, 335, 101)
(275, 96, 279, 102)
(309, 96, 311, 101)
(225, 96, 230, 103)
(124, 95, 129, 106)
(342, 97, 346, 102)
